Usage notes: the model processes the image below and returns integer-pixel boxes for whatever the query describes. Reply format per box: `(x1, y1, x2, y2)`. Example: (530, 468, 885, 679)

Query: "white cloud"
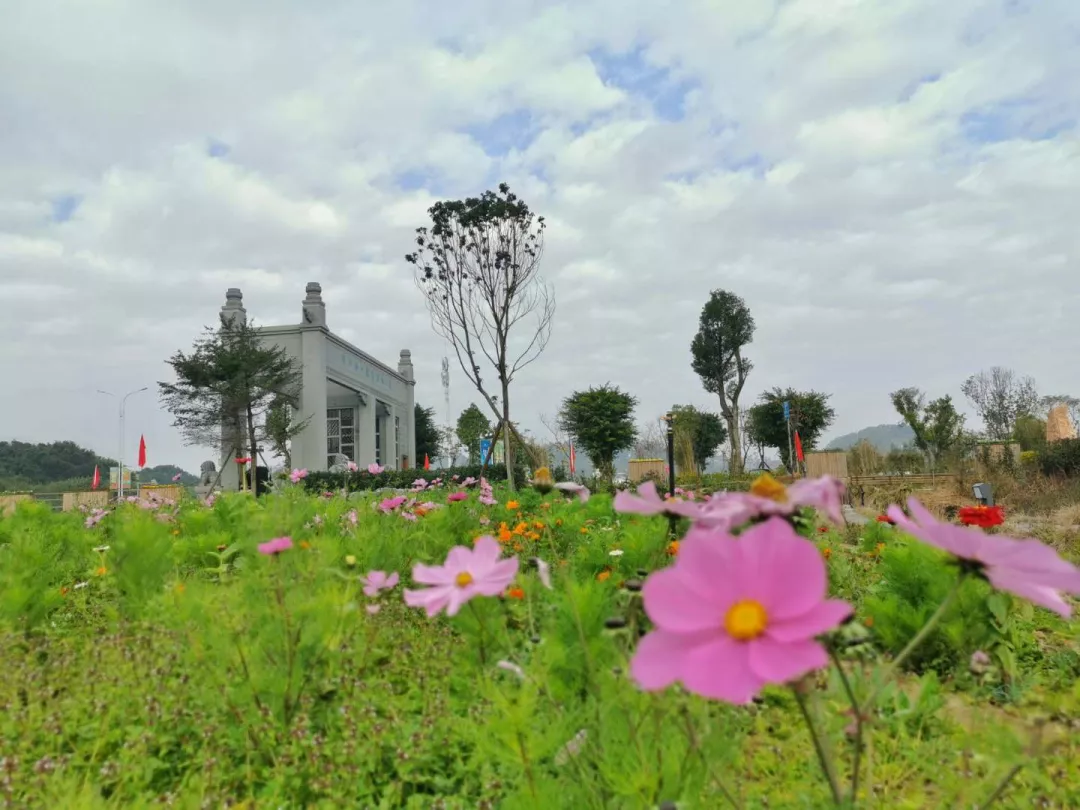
(1, 0, 1078, 473)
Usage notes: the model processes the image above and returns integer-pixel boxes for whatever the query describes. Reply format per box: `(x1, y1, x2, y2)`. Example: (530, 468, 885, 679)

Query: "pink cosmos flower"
(887, 498, 1080, 617)
(401, 512, 417, 521)
(630, 517, 852, 704)
(614, 481, 699, 518)
(362, 570, 400, 597)
(447, 491, 468, 503)
(555, 481, 591, 503)
(379, 495, 407, 513)
(367, 462, 383, 474)
(171, 472, 183, 482)
(289, 468, 308, 484)
(346, 509, 358, 526)
(346, 461, 359, 473)
(461, 476, 479, 487)
(258, 536, 294, 556)
(403, 536, 520, 617)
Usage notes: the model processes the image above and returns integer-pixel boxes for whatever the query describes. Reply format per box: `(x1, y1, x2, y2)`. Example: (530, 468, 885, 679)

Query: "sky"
(1, 0, 1079, 474)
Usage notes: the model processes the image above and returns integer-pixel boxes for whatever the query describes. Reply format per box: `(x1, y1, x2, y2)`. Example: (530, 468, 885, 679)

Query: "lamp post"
(98, 386, 148, 499)
(663, 411, 675, 498)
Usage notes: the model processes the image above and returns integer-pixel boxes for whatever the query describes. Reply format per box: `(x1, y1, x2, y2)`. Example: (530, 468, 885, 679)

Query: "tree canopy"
(747, 388, 836, 471)
(159, 316, 305, 468)
(456, 404, 492, 464)
(558, 384, 637, 484)
(961, 367, 1038, 440)
(0, 440, 117, 487)
(890, 387, 965, 469)
(670, 405, 728, 473)
(414, 404, 441, 464)
(690, 290, 754, 474)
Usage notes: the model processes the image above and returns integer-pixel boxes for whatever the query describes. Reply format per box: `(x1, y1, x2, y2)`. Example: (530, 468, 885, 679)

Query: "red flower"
(958, 505, 1005, 529)
(235, 457, 252, 464)
(876, 515, 895, 525)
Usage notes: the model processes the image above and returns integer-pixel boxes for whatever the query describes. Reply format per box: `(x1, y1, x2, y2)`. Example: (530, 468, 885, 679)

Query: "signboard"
(782, 401, 791, 422)
(479, 438, 492, 465)
(108, 467, 133, 491)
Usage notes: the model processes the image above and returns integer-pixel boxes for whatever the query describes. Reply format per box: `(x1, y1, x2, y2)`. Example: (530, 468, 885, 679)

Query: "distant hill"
(0, 440, 195, 490)
(825, 424, 915, 452)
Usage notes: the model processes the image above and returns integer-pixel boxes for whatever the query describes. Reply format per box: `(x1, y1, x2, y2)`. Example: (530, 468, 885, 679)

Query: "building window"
(375, 415, 382, 466)
(394, 415, 400, 469)
(326, 407, 355, 468)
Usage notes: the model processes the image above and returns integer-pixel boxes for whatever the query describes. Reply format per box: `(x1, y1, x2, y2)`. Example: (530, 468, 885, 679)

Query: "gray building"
(217, 283, 416, 488)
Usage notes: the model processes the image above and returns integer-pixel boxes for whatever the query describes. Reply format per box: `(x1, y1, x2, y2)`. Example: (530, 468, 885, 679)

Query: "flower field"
(1, 474, 1078, 809)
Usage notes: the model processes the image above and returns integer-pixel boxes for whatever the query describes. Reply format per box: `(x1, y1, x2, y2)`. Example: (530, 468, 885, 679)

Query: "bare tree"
(406, 184, 554, 488)
(961, 367, 1038, 441)
(633, 418, 667, 459)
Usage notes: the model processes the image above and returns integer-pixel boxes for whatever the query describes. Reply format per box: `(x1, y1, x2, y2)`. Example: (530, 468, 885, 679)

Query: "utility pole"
(98, 386, 148, 499)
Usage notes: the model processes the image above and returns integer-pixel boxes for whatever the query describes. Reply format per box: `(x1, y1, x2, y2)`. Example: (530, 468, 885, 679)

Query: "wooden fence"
(0, 493, 33, 516)
(628, 459, 665, 482)
(847, 473, 958, 489)
(139, 484, 184, 502)
(61, 491, 110, 511)
(805, 452, 848, 479)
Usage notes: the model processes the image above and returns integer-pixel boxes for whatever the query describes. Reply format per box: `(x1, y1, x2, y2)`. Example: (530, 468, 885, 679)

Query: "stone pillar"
(398, 350, 416, 469)
(356, 393, 375, 466)
(294, 284, 329, 472)
(219, 289, 246, 490)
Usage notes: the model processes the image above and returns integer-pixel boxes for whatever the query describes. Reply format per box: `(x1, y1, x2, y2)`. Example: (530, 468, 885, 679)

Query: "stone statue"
(328, 453, 351, 473)
(1046, 404, 1078, 442)
(199, 460, 217, 486)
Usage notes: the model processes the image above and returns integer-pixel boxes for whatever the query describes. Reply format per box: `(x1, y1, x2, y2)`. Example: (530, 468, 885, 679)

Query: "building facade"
(217, 283, 416, 488)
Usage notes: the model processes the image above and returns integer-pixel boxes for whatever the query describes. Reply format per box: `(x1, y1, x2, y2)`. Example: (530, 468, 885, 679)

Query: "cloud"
(1, 0, 1079, 474)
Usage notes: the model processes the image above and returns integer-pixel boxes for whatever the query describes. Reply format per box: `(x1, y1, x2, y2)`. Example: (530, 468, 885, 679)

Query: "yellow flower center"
(724, 600, 769, 641)
(455, 572, 474, 588)
(750, 473, 788, 503)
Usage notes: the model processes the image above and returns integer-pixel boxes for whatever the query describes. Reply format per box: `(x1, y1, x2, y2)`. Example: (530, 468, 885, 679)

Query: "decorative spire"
(221, 288, 246, 325)
(398, 349, 414, 381)
(301, 282, 326, 326)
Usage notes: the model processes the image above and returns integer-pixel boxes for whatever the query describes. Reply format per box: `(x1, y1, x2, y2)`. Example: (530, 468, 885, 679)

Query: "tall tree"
(455, 404, 492, 464)
(746, 388, 836, 471)
(264, 396, 307, 468)
(671, 405, 728, 473)
(414, 404, 440, 465)
(690, 290, 754, 474)
(159, 317, 304, 469)
(889, 387, 965, 469)
(961, 367, 1038, 441)
(558, 384, 637, 485)
(406, 183, 555, 488)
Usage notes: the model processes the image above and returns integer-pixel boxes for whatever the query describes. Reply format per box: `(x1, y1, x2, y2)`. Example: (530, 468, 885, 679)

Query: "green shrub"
(298, 462, 526, 493)
(1039, 438, 1080, 477)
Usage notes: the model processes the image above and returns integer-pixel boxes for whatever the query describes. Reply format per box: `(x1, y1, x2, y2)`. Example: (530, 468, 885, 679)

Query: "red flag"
(569, 442, 576, 475)
(138, 435, 147, 468)
(794, 431, 805, 463)
(423, 454, 430, 471)
(91, 465, 100, 490)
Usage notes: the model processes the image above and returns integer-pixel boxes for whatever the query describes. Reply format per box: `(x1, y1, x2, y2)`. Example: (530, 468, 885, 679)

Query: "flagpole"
(117, 387, 148, 499)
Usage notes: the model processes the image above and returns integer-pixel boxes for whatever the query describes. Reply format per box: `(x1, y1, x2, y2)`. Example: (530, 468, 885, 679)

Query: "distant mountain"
(825, 424, 915, 452)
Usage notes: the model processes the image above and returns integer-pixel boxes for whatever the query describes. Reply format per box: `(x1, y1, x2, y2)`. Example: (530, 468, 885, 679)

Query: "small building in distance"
(217, 282, 416, 488)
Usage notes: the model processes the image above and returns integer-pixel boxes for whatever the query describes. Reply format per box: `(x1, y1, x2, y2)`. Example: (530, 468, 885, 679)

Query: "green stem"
(863, 575, 965, 712)
(792, 684, 843, 806)
(468, 600, 488, 665)
(981, 763, 1023, 808)
(828, 647, 863, 806)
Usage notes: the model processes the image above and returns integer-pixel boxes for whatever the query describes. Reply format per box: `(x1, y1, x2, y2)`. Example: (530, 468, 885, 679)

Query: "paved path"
(842, 504, 869, 525)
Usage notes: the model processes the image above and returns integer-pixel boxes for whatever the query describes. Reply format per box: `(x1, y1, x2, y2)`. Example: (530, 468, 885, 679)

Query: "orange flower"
(596, 570, 611, 582)
(875, 542, 885, 554)
(513, 542, 524, 552)
(513, 522, 528, 536)
(60, 586, 69, 596)
(540, 502, 551, 510)
(579, 527, 588, 535)
(505, 586, 525, 600)
(300, 540, 312, 550)
(864, 617, 874, 628)
(555, 519, 563, 527)
(822, 547, 832, 559)
(666, 540, 679, 556)
(534, 521, 545, 529)
(95, 566, 107, 576)
(498, 527, 513, 543)
(526, 531, 541, 541)
(506, 500, 520, 510)
(414, 507, 429, 517)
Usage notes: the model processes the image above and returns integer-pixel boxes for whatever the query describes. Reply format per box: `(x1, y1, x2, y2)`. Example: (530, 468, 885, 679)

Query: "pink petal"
(630, 630, 699, 690)
(384, 571, 399, 589)
(412, 562, 454, 586)
(404, 586, 452, 617)
(748, 637, 829, 684)
(673, 525, 742, 600)
(470, 536, 503, 571)
(681, 636, 764, 704)
(985, 569, 1073, 617)
(642, 566, 733, 633)
(766, 599, 852, 643)
(736, 518, 828, 620)
(444, 584, 478, 616)
(444, 545, 473, 572)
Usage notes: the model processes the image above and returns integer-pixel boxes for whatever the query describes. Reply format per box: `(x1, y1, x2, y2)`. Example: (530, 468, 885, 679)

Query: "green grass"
(0, 485, 1077, 808)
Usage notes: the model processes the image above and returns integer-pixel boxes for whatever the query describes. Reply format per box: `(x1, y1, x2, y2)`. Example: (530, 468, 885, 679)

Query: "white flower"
(608, 549, 624, 557)
(93, 545, 110, 553)
(496, 660, 525, 680)
(74, 581, 89, 590)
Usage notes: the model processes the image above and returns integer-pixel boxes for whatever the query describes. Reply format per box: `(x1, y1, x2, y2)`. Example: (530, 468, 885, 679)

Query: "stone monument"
(1046, 404, 1078, 442)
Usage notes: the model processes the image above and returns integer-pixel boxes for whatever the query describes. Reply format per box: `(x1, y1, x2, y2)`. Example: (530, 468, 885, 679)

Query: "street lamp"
(97, 386, 148, 498)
